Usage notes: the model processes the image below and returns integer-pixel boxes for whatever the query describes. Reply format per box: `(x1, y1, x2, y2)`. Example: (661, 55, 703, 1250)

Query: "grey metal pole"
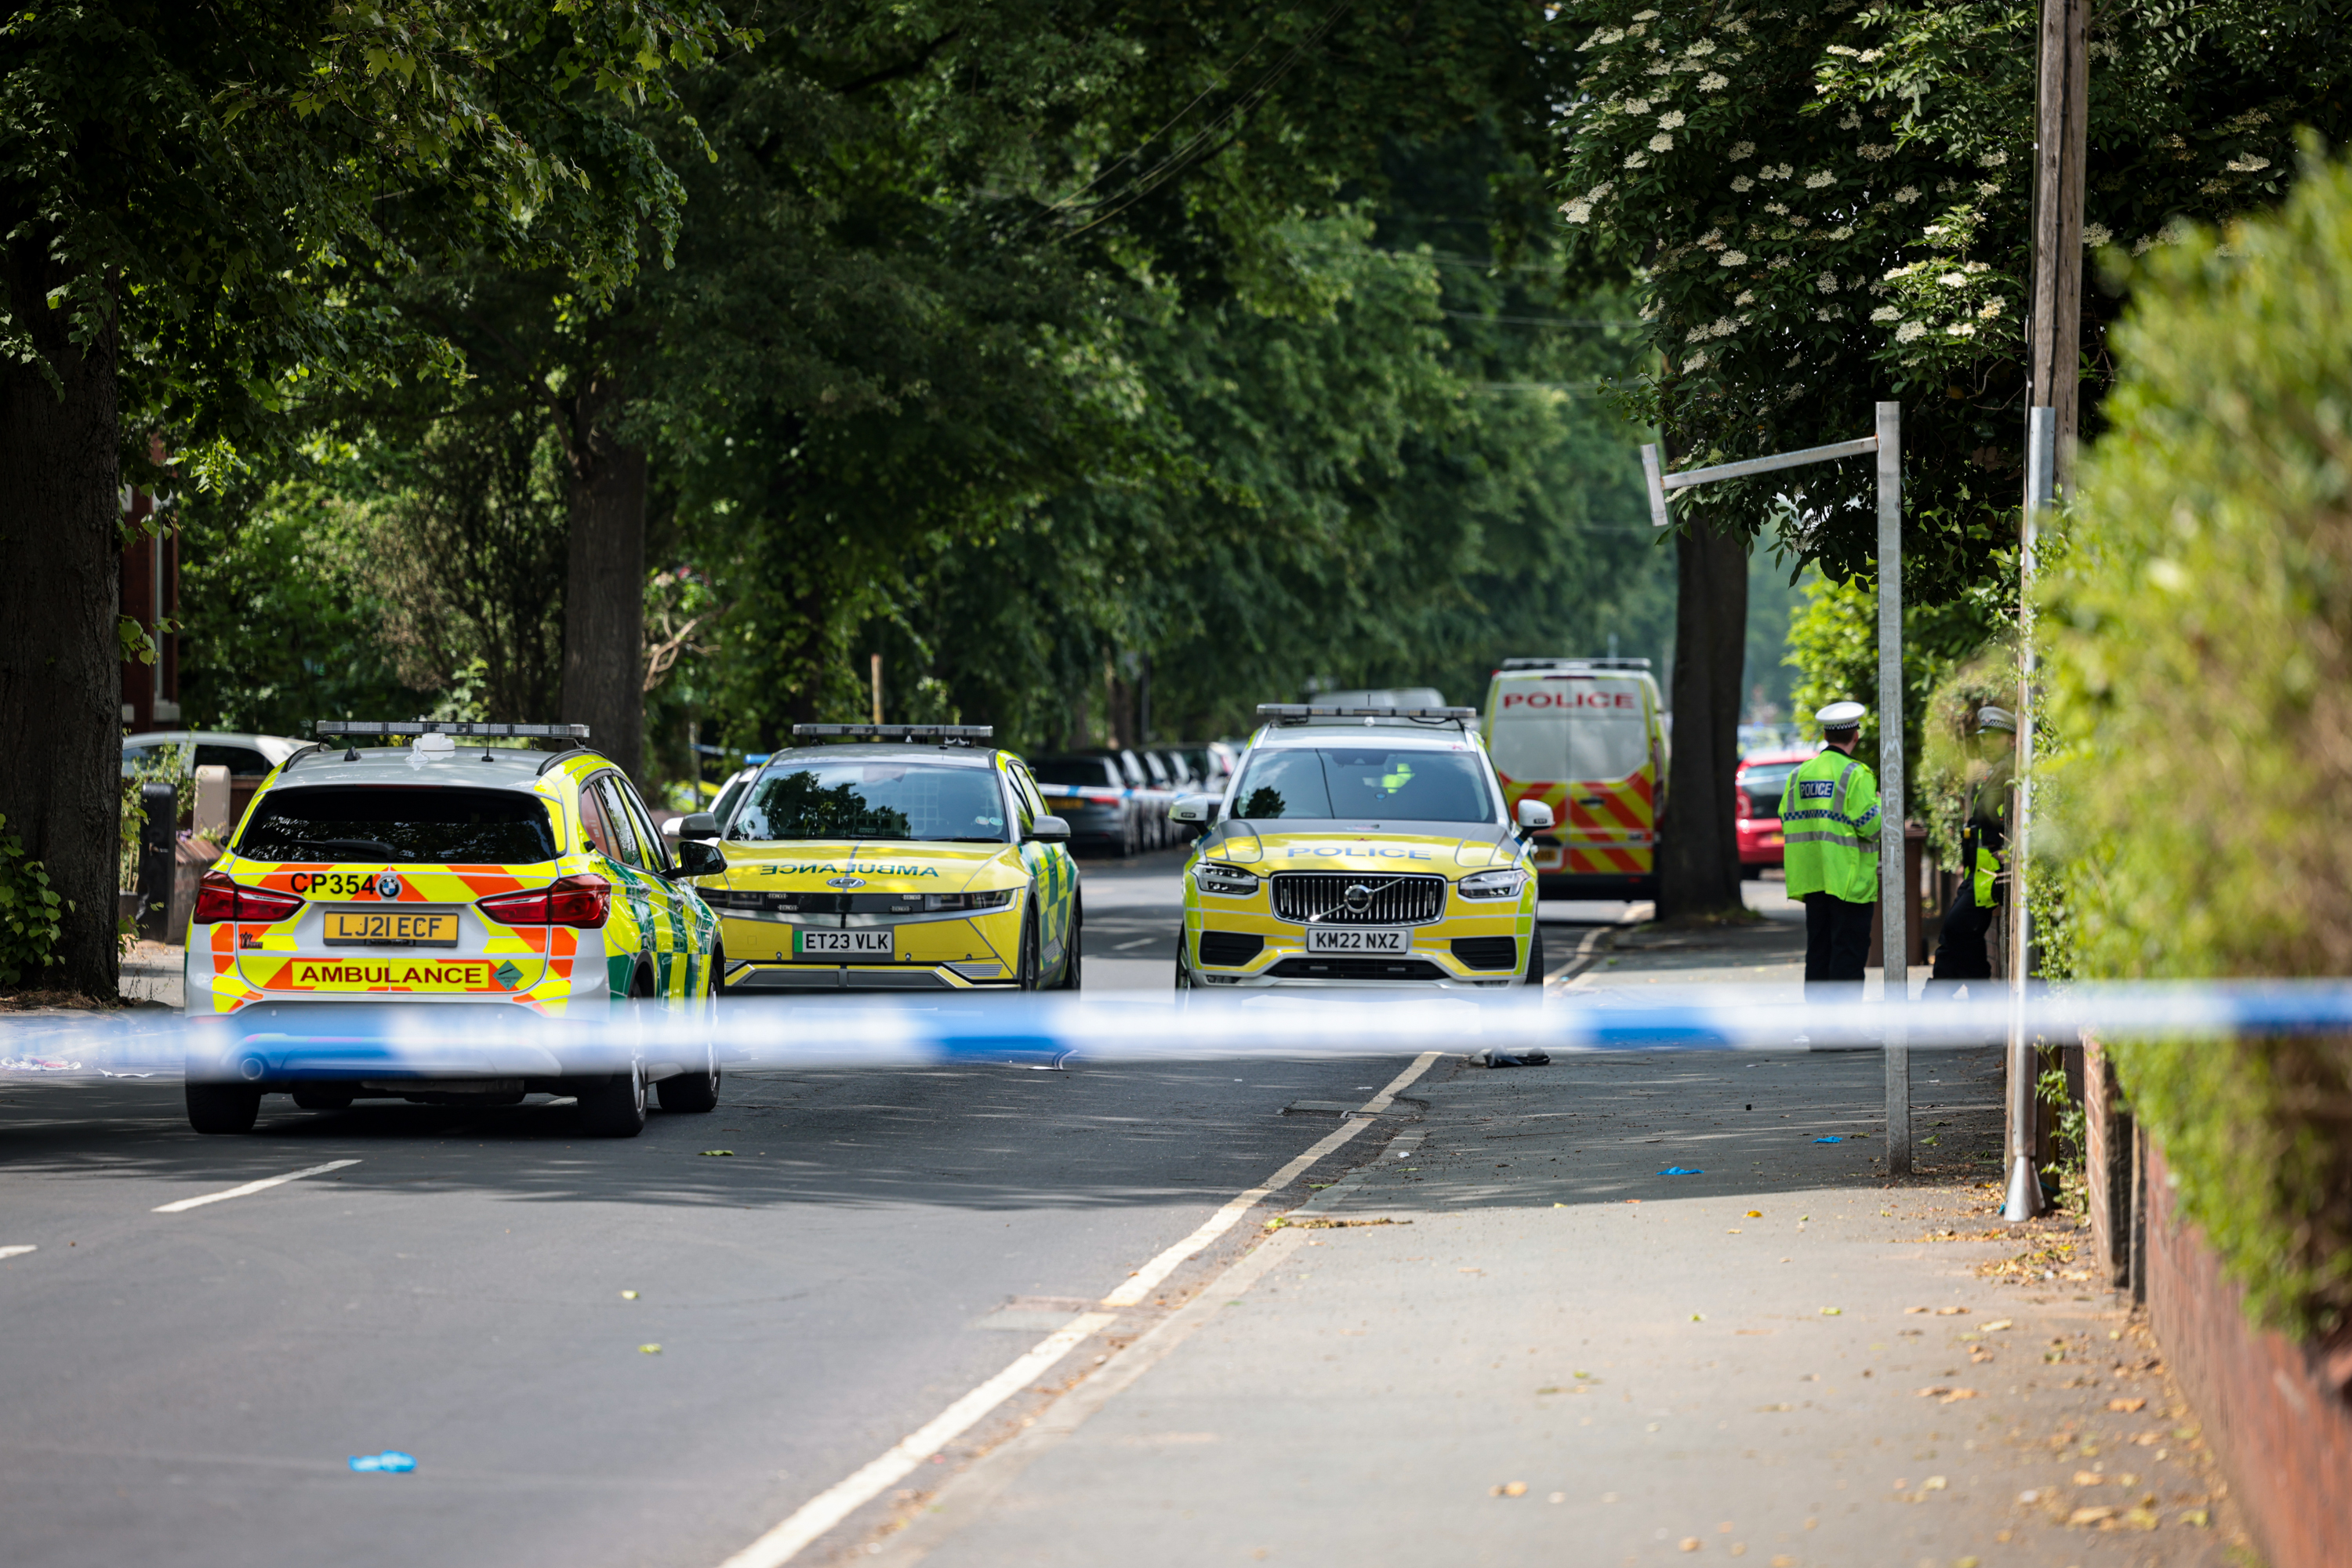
(2004, 408, 2056, 1221)
(1876, 401, 1910, 1176)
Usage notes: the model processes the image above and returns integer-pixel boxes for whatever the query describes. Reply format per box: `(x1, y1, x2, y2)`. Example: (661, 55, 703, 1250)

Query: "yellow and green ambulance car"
(691, 725, 1080, 992)
(183, 722, 726, 1138)
(1171, 704, 1553, 992)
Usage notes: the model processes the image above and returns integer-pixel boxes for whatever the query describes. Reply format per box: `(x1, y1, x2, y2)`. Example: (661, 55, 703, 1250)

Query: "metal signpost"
(2004, 408, 2057, 1221)
(1642, 401, 1913, 1174)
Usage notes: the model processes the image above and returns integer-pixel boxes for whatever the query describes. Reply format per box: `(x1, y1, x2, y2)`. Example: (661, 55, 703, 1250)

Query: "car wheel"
(1173, 935, 1196, 1007)
(1015, 909, 1043, 991)
(580, 1059, 648, 1136)
(1740, 864, 1760, 881)
(291, 1089, 354, 1111)
(186, 1083, 262, 1134)
(582, 967, 652, 1136)
(658, 1044, 720, 1113)
(1051, 896, 1083, 989)
(1525, 926, 1547, 985)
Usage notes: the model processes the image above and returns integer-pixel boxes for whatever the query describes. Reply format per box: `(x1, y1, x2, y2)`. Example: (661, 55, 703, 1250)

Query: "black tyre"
(658, 1045, 720, 1113)
(579, 1061, 648, 1136)
(291, 1088, 354, 1111)
(186, 1083, 261, 1134)
(1173, 935, 1194, 1007)
(1051, 896, 1083, 989)
(582, 967, 652, 1136)
(1526, 926, 1547, 985)
(1015, 909, 1043, 991)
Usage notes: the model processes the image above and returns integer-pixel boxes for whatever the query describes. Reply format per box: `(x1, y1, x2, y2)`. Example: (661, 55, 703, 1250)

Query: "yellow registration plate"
(325, 908, 459, 946)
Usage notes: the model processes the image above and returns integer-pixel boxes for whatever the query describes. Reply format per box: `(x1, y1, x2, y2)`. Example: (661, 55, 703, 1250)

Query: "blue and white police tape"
(5, 982, 2352, 1084)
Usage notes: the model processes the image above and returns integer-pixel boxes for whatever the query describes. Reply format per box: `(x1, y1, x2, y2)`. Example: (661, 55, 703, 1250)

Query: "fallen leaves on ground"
(1490, 1481, 1527, 1497)
(2108, 1396, 2147, 1412)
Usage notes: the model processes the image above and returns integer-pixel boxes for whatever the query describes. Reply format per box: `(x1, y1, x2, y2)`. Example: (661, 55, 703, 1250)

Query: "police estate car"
(1171, 704, 1554, 991)
(183, 722, 725, 1138)
(688, 725, 1081, 991)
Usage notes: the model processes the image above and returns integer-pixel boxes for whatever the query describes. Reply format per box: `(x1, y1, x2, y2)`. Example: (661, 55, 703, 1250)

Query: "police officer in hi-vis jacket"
(1777, 701, 1878, 996)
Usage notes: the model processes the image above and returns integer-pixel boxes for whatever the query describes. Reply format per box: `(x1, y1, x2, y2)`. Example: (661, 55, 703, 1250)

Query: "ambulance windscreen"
(1229, 749, 1494, 823)
(731, 764, 1010, 843)
(235, 786, 559, 864)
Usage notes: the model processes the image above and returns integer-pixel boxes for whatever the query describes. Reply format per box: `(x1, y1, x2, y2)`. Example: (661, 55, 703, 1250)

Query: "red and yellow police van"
(1480, 658, 1669, 899)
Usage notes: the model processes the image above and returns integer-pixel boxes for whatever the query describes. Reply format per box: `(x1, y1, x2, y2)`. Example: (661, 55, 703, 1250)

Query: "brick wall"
(2144, 1141, 2352, 1568)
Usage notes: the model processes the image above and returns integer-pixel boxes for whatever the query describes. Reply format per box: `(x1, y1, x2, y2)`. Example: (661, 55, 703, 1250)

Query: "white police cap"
(1975, 704, 2016, 733)
(1815, 700, 1867, 729)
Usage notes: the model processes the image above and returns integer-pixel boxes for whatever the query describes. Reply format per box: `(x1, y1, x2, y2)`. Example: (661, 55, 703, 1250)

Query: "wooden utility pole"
(2027, 0, 2089, 487)
(2006, 0, 2087, 1220)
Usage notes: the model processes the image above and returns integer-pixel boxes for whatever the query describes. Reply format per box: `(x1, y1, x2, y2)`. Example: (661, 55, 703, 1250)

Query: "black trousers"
(1930, 880, 1994, 982)
(1802, 892, 1874, 994)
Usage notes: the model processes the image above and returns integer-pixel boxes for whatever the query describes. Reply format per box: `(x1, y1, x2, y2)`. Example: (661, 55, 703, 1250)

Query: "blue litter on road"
(1813, 1136, 1844, 1144)
(349, 1451, 416, 1473)
(1657, 1167, 1704, 1176)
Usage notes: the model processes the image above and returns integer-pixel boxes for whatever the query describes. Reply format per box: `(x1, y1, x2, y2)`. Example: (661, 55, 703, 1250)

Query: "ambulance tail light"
(477, 873, 611, 929)
(194, 871, 303, 925)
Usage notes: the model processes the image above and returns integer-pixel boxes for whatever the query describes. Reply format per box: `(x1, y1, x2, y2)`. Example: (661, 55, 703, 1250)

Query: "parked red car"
(1733, 746, 1815, 878)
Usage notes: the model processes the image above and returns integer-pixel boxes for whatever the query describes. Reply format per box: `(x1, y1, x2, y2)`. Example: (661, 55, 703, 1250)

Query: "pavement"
(0, 860, 2256, 1567)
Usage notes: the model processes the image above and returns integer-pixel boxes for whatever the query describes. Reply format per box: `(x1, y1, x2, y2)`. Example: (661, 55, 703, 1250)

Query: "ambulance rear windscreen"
(1489, 710, 1647, 782)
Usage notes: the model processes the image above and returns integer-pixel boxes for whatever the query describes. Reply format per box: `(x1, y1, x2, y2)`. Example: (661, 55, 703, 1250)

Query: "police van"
(1481, 658, 1669, 900)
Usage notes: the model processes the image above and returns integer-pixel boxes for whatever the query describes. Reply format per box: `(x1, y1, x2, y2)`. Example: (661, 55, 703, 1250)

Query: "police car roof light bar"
(1497, 656, 1653, 671)
(791, 724, 994, 746)
(1256, 703, 1479, 728)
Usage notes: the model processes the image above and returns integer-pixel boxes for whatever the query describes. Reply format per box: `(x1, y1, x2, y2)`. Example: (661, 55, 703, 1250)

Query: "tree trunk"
(1655, 512, 1749, 920)
(0, 227, 121, 996)
(559, 381, 647, 786)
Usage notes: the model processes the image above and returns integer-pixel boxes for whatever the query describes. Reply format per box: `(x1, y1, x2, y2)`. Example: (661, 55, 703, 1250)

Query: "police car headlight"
(1193, 863, 1258, 898)
(1456, 869, 1529, 900)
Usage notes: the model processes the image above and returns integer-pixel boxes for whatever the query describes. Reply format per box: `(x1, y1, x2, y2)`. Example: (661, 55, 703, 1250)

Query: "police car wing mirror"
(1025, 815, 1073, 843)
(675, 839, 728, 878)
(1169, 793, 1219, 824)
(677, 811, 720, 840)
(1515, 799, 1555, 833)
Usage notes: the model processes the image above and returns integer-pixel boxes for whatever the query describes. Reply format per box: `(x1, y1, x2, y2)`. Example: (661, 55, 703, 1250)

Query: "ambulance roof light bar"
(791, 724, 994, 746)
(1257, 704, 1479, 728)
(304, 720, 595, 766)
(310, 720, 592, 739)
(1497, 656, 1653, 671)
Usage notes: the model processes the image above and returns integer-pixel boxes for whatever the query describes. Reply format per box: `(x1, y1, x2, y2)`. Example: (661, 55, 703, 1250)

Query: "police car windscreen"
(731, 764, 1009, 843)
(236, 787, 558, 863)
(1489, 710, 1648, 782)
(1230, 749, 1494, 822)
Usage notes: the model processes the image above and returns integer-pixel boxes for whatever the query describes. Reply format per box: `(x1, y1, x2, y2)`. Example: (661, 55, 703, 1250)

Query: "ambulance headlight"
(1193, 863, 1259, 898)
(1457, 869, 1529, 901)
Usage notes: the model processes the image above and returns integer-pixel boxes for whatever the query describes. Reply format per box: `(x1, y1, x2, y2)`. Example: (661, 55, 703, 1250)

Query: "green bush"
(1782, 570, 2010, 869)
(0, 814, 67, 989)
(2045, 146, 2352, 1337)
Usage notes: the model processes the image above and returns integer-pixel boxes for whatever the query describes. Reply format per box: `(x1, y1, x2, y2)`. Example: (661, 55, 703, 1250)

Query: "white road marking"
(0, 1245, 35, 1260)
(1101, 1050, 1440, 1308)
(1112, 937, 1157, 950)
(713, 1049, 1446, 1568)
(716, 1311, 1117, 1568)
(152, 1160, 361, 1214)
